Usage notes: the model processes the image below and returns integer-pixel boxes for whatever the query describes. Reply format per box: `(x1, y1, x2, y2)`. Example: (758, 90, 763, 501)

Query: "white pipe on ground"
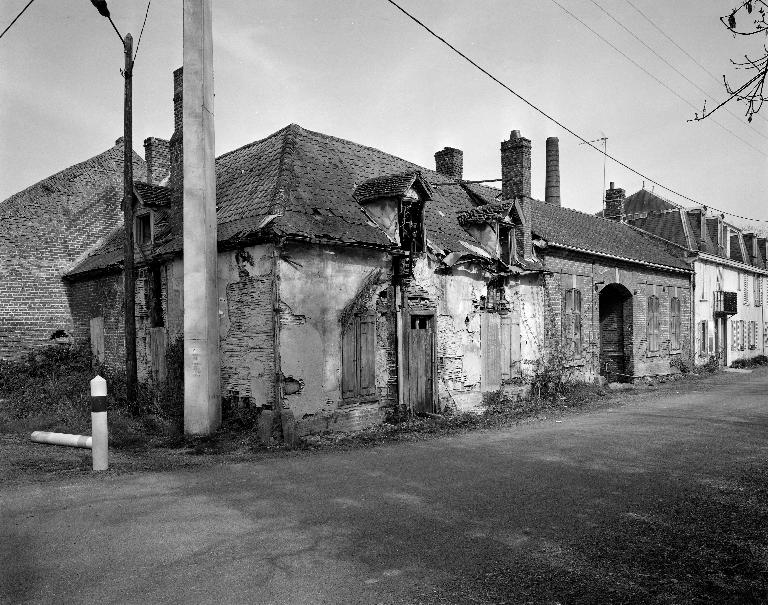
(30, 431, 92, 448)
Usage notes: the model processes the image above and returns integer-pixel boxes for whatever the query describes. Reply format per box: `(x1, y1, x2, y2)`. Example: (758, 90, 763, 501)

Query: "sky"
(2, 0, 767, 229)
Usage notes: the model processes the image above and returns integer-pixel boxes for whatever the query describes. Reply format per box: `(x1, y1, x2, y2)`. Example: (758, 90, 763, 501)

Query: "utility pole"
(183, 0, 220, 434)
(123, 33, 137, 402)
(90, 1, 137, 401)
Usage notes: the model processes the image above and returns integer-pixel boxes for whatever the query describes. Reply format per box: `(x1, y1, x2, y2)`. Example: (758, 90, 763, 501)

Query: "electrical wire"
(133, 0, 151, 63)
(625, 0, 768, 126)
(383, 0, 768, 223)
(0, 0, 36, 41)
(551, 0, 768, 157)
(588, 0, 768, 137)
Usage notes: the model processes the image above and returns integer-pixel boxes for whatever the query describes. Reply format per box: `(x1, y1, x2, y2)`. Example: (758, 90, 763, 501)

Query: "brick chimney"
(544, 137, 560, 206)
(501, 130, 531, 199)
(434, 147, 463, 180)
(169, 67, 183, 205)
(604, 182, 625, 221)
(143, 137, 171, 186)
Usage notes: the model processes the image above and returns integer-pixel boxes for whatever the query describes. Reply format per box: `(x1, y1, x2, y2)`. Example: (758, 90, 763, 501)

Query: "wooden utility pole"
(123, 33, 137, 402)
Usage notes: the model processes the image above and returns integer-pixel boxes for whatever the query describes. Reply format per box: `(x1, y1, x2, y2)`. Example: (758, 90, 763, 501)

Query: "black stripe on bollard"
(92, 395, 107, 413)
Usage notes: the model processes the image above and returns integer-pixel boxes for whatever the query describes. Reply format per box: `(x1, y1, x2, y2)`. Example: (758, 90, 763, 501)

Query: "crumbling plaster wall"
(278, 242, 394, 433)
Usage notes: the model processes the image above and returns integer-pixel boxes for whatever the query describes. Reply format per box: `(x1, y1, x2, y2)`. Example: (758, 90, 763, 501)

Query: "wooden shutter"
(500, 315, 511, 381)
(89, 316, 105, 364)
(574, 289, 582, 353)
(481, 312, 501, 392)
(342, 320, 357, 398)
(731, 320, 738, 351)
(740, 320, 746, 350)
(670, 298, 680, 350)
(648, 295, 660, 352)
(358, 314, 376, 397)
(764, 322, 768, 348)
(563, 289, 574, 352)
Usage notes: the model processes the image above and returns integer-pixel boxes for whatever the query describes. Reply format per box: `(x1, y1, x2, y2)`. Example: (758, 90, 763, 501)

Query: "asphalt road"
(2, 371, 767, 604)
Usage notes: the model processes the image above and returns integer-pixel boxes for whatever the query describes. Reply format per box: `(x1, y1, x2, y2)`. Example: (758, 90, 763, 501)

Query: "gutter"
(546, 242, 692, 274)
(697, 252, 768, 275)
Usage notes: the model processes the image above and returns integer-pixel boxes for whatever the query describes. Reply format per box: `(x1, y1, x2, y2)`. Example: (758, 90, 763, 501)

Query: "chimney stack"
(604, 182, 625, 221)
(434, 147, 463, 180)
(544, 137, 560, 206)
(500, 130, 531, 199)
(143, 137, 171, 186)
(169, 67, 184, 205)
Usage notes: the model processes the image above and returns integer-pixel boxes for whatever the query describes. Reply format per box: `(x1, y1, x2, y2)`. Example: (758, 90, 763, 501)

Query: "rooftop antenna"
(579, 135, 608, 213)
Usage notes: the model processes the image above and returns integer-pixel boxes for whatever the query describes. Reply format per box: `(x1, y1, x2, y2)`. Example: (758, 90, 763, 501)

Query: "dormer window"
(353, 172, 432, 253)
(135, 212, 152, 246)
(400, 189, 425, 254)
(499, 223, 514, 265)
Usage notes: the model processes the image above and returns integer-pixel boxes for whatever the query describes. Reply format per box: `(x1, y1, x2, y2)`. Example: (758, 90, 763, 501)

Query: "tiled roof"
(68, 124, 488, 276)
(457, 201, 513, 226)
(531, 202, 690, 270)
(134, 182, 171, 206)
(353, 172, 430, 203)
(66, 125, 693, 277)
(623, 189, 678, 215)
(628, 211, 692, 250)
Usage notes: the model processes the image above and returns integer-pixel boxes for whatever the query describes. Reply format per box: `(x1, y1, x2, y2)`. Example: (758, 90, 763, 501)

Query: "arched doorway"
(599, 283, 633, 381)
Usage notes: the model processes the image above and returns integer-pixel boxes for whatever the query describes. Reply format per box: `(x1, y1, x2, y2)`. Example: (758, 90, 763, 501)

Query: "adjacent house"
(613, 188, 768, 366)
(0, 142, 146, 360)
(59, 69, 694, 435)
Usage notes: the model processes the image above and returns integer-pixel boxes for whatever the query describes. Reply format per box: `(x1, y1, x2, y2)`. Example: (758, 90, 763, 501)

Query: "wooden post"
(123, 33, 137, 402)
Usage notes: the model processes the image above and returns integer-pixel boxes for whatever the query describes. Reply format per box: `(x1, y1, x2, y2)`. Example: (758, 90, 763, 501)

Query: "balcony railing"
(714, 290, 737, 316)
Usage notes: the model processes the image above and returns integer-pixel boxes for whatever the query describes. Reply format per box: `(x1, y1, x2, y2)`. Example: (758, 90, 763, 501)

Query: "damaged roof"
(68, 124, 489, 277)
(67, 124, 691, 278)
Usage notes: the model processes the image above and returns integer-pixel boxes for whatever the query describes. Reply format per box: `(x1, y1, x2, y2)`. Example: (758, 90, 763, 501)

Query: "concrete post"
(183, 0, 221, 434)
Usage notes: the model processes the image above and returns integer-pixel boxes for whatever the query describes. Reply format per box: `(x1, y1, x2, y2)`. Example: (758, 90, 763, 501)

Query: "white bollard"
(90, 375, 108, 471)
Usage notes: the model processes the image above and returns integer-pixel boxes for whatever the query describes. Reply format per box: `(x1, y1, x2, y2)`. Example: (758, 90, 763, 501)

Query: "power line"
(0, 0, 36, 41)
(588, 0, 768, 138)
(133, 0, 151, 63)
(383, 0, 768, 223)
(625, 0, 768, 126)
(551, 0, 768, 157)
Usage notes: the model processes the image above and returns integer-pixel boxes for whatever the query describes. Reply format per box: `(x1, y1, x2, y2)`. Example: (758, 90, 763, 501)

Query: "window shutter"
(342, 320, 358, 398)
(744, 274, 749, 305)
(574, 289, 582, 352)
(563, 289, 573, 346)
(739, 319, 746, 351)
(764, 322, 768, 348)
(358, 314, 377, 397)
(648, 295, 660, 352)
(731, 321, 737, 351)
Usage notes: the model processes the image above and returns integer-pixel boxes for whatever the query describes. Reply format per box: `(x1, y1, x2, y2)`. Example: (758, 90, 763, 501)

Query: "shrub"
(730, 355, 768, 369)
(693, 355, 720, 374)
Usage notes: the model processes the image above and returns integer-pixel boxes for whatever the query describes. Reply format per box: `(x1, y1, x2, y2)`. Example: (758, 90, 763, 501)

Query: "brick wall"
(540, 247, 692, 380)
(0, 144, 146, 360)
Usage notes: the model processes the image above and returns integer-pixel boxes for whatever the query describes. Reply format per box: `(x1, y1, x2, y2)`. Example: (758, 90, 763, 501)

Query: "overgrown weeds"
(730, 354, 768, 369)
(0, 341, 184, 448)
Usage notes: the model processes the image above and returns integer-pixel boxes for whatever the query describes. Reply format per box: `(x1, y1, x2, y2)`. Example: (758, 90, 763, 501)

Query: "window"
(647, 295, 660, 353)
(562, 288, 582, 356)
(698, 320, 708, 356)
(341, 313, 376, 400)
(135, 213, 152, 246)
(399, 198, 425, 254)
(669, 297, 681, 350)
(499, 224, 513, 265)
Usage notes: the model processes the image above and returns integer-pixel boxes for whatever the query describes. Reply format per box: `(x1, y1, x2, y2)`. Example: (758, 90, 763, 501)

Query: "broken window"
(135, 212, 152, 246)
(399, 198, 425, 254)
(341, 313, 376, 401)
(499, 224, 513, 265)
(647, 295, 660, 353)
(669, 297, 681, 351)
(562, 288, 582, 356)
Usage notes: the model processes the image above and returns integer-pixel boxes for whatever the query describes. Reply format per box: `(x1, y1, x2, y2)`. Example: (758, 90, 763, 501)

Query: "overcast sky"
(2, 1, 767, 227)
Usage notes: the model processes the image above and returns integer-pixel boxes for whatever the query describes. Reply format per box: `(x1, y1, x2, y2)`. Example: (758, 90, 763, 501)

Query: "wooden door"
(481, 312, 501, 391)
(407, 314, 434, 414)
